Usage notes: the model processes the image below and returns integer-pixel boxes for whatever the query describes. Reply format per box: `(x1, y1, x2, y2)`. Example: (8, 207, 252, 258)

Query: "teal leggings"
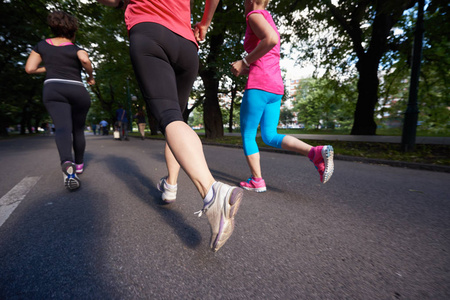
(240, 89, 286, 156)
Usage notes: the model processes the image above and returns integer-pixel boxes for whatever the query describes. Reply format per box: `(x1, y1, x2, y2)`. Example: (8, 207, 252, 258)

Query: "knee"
(261, 131, 284, 149)
(261, 131, 275, 145)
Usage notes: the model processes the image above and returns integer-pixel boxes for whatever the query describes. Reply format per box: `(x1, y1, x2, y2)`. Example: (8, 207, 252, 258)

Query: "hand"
(87, 76, 96, 85)
(230, 60, 249, 77)
(193, 22, 209, 42)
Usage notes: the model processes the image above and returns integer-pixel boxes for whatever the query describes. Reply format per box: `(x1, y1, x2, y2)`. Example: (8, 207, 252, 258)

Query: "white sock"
(203, 182, 216, 204)
(164, 181, 177, 189)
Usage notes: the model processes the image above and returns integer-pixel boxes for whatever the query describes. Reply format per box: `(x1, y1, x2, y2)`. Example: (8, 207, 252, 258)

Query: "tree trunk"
(351, 56, 379, 135)
(201, 69, 223, 139)
(228, 84, 237, 133)
(199, 26, 224, 139)
(198, 14, 225, 139)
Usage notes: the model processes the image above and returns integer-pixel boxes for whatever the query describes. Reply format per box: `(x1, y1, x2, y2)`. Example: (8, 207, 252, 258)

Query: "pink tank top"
(244, 10, 284, 95)
(125, 0, 197, 46)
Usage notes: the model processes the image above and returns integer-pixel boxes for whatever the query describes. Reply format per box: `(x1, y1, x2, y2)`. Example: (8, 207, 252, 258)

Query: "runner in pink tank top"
(231, 0, 335, 191)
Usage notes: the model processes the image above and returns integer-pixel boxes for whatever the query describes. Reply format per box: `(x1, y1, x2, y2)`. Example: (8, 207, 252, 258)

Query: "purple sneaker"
(195, 182, 244, 252)
(157, 176, 177, 203)
(75, 163, 84, 174)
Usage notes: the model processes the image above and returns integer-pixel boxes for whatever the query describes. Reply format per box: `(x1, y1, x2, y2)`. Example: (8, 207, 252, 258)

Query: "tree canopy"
(1, 0, 448, 138)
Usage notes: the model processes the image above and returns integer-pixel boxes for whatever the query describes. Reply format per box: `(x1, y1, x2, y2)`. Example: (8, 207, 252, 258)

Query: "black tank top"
(33, 40, 84, 82)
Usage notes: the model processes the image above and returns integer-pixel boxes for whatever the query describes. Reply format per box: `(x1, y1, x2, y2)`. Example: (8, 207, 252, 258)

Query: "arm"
(77, 50, 96, 85)
(97, 0, 121, 7)
(231, 13, 279, 77)
(193, 0, 220, 41)
(25, 50, 46, 74)
(97, 0, 129, 9)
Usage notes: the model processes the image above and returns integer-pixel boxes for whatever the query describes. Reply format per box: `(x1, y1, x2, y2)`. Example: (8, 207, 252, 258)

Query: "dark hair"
(47, 11, 79, 39)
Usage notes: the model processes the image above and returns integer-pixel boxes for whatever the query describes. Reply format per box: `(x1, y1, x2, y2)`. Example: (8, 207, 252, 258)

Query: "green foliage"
(2, 0, 448, 138)
(377, 1, 450, 135)
(0, 0, 50, 134)
(293, 77, 357, 130)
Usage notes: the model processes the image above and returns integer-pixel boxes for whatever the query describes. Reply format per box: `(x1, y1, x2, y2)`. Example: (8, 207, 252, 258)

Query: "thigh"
(67, 85, 91, 125)
(43, 84, 72, 129)
(173, 39, 199, 113)
(129, 23, 196, 126)
(260, 93, 283, 134)
(240, 89, 267, 133)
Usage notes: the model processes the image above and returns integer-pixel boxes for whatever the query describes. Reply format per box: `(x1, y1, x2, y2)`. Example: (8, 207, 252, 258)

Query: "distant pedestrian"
(100, 120, 109, 135)
(98, 0, 243, 252)
(134, 108, 146, 140)
(25, 10, 95, 190)
(230, 0, 334, 192)
(116, 104, 129, 141)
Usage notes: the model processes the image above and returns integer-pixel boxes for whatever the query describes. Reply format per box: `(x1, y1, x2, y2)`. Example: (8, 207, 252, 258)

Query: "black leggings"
(43, 81, 91, 165)
(129, 22, 199, 134)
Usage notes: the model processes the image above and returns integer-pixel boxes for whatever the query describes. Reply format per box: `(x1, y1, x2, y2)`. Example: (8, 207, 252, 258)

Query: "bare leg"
(165, 121, 215, 198)
(139, 123, 146, 137)
(280, 135, 313, 156)
(164, 142, 180, 185)
(245, 152, 262, 178)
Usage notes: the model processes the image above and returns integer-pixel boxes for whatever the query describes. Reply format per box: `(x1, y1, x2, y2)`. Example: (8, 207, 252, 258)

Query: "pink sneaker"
(240, 177, 267, 192)
(308, 145, 334, 183)
(75, 163, 84, 174)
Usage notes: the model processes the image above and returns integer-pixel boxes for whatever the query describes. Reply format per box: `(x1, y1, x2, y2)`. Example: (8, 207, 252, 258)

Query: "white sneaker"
(196, 182, 244, 252)
(62, 161, 81, 191)
(157, 176, 177, 203)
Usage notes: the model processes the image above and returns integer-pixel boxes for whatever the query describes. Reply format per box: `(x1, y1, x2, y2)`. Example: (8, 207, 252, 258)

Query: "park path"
(0, 135, 449, 299)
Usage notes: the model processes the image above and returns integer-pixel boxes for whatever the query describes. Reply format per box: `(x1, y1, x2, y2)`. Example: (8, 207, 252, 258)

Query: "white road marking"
(0, 176, 40, 227)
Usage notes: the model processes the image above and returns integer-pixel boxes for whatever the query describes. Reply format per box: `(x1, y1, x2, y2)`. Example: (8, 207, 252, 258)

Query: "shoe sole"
(322, 146, 334, 184)
(241, 185, 266, 192)
(212, 187, 244, 252)
(62, 162, 81, 190)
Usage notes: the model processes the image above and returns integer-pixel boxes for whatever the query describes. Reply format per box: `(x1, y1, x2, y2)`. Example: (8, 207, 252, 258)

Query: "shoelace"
(194, 192, 216, 217)
(194, 209, 204, 217)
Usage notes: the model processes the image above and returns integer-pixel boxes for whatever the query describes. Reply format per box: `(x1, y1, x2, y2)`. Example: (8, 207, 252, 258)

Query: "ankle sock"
(203, 182, 216, 204)
(252, 177, 263, 182)
(164, 181, 177, 189)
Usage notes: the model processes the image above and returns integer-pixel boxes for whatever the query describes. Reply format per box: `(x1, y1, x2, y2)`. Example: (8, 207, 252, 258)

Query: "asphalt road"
(0, 135, 449, 299)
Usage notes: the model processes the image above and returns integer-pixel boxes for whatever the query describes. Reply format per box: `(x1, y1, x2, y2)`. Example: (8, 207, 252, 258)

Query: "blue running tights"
(240, 89, 285, 156)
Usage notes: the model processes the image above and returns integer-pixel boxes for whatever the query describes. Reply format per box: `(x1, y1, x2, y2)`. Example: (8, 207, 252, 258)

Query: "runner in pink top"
(244, 9, 284, 95)
(98, 0, 244, 252)
(231, 0, 335, 191)
(125, 0, 197, 46)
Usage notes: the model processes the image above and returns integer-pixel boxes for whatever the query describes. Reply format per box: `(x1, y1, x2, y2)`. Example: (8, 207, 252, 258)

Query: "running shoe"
(309, 145, 334, 184)
(157, 176, 177, 203)
(62, 161, 81, 190)
(195, 182, 244, 252)
(75, 163, 84, 174)
(240, 177, 267, 192)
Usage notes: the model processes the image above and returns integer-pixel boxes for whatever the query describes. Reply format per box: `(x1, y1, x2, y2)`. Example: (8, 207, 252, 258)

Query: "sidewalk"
(209, 132, 450, 173)
(223, 132, 450, 145)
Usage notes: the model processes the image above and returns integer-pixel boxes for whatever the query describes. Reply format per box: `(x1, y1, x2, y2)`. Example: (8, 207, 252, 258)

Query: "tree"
(294, 77, 357, 130)
(0, 0, 50, 135)
(271, 0, 416, 135)
(377, 0, 449, 134)
(191, 0, 247, 139)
